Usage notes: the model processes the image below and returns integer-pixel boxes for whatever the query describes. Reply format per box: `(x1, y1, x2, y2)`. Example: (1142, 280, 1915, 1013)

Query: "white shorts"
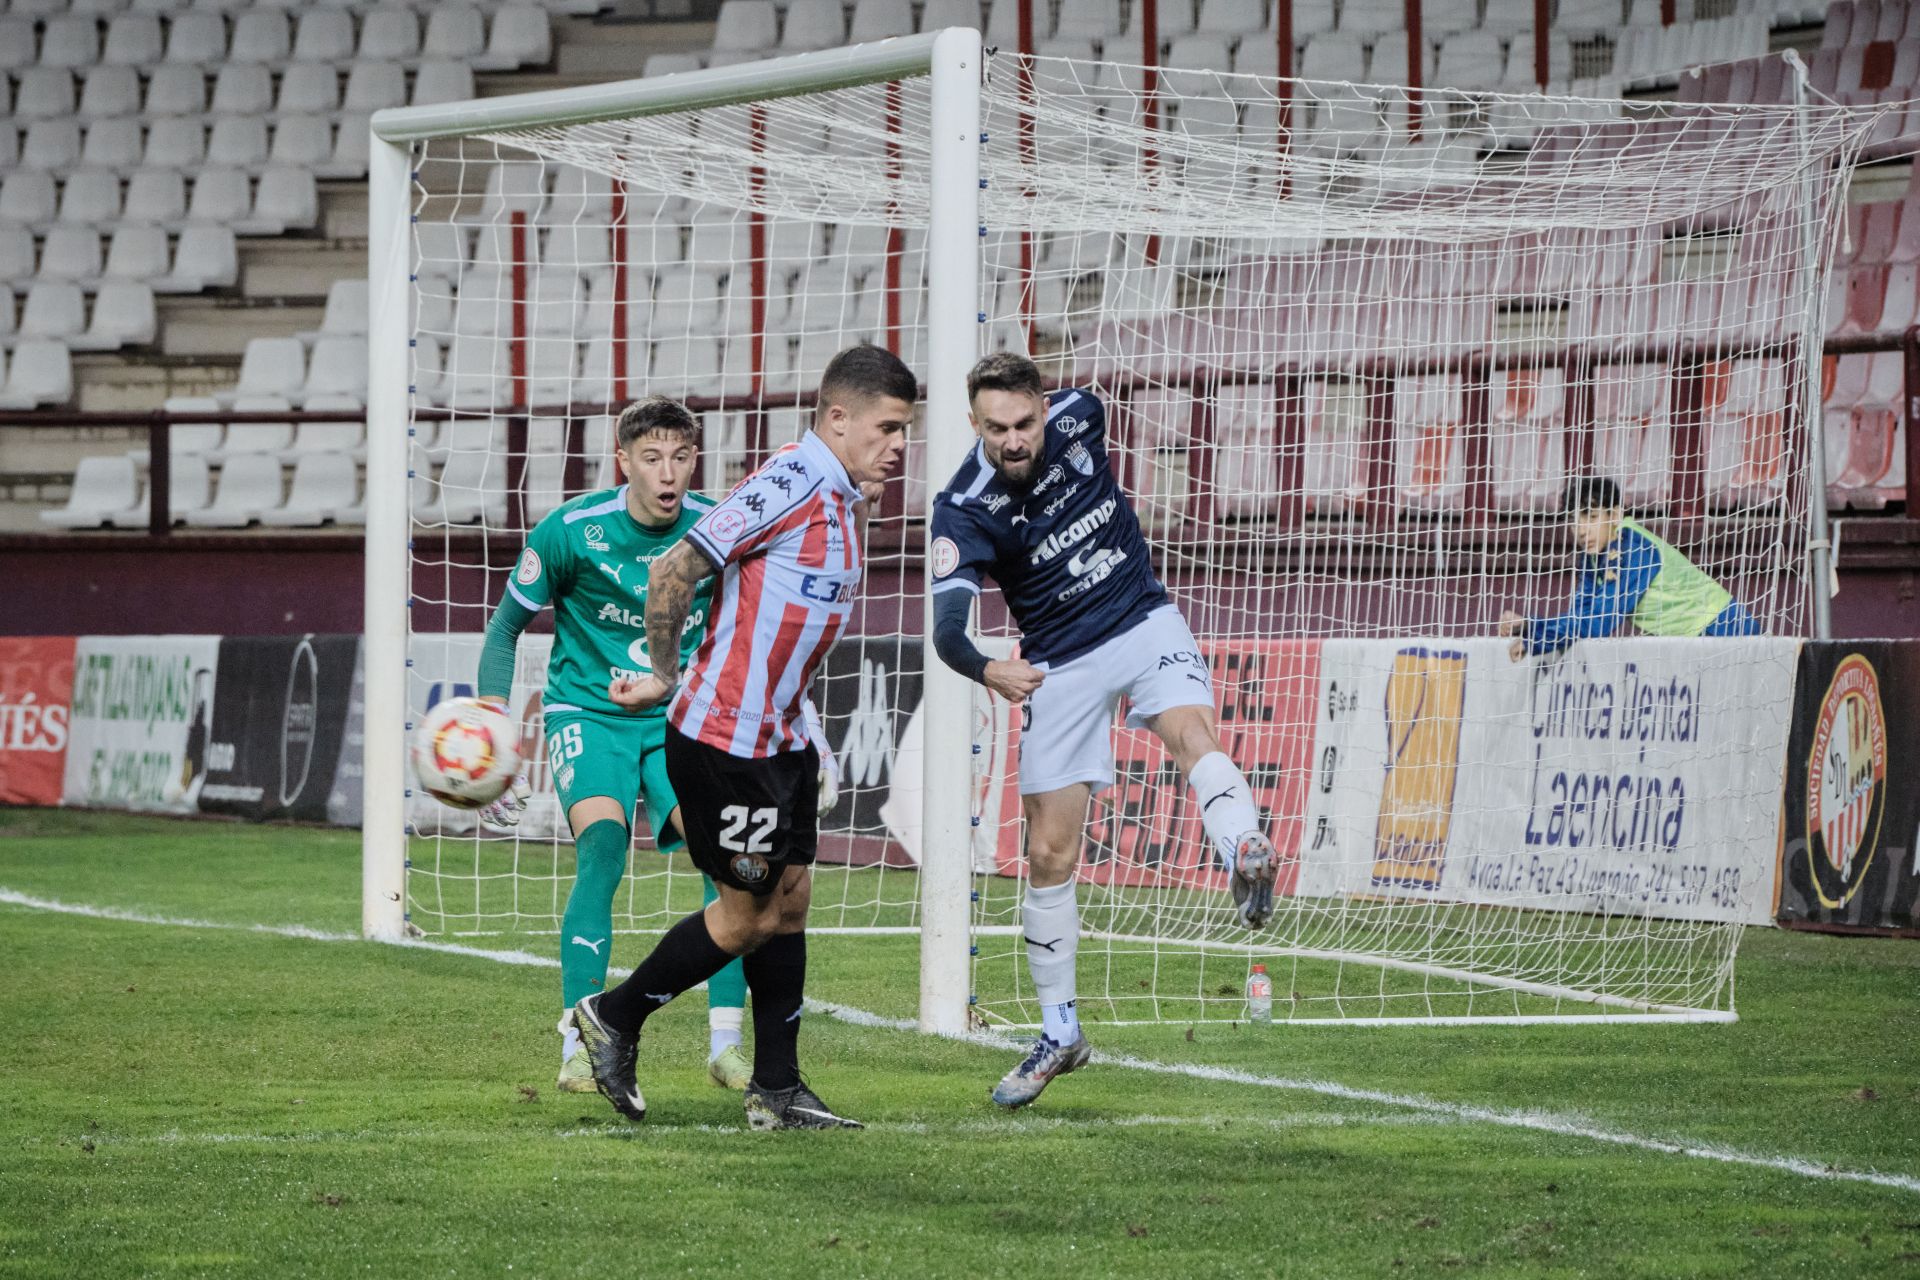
(1018, 605, 1213, 796)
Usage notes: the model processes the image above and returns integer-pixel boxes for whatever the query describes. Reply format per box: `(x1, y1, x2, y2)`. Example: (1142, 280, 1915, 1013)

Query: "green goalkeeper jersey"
(480, 486, 716, 719)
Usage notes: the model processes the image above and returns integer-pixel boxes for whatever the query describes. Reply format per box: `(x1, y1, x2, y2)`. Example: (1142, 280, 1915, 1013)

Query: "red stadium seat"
(1844, 264, 1890, 334)
(1823, 0, 1857, 48)
(1828, 405, 1903, 507)
(1872, 262, 1920, 332)
(1593, 366, 1673, 508)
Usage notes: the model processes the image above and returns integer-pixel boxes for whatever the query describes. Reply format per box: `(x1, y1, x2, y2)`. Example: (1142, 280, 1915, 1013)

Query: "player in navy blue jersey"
(929, 351, 1282, 1109)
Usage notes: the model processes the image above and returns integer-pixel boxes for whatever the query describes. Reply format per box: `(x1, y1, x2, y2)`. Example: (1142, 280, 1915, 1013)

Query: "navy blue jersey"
(929, 387, 1168, 666)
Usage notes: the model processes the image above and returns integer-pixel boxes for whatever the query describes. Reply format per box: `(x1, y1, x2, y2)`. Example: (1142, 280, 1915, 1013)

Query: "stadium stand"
(3, 0, 1919, 530)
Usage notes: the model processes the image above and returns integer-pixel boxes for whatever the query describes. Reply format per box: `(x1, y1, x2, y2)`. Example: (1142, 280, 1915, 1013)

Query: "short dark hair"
(818, 343, 917, 412)
(967, 351, 1044, 402)
(1562, 475, 1623, 515)
(616, 395, 700, 450)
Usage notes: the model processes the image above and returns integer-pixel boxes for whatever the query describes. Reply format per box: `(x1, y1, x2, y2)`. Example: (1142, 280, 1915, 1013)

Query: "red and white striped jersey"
(672, 429, 865, 758)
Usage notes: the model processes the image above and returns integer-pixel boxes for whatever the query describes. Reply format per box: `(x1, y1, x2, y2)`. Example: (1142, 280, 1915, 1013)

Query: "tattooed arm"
(608, 539, 716, 711)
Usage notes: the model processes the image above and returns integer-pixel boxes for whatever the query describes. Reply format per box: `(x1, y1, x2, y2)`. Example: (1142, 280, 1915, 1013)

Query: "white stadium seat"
(0, 227, 37, 290)
(158, 224, 237, 292)
(209, 63, 274, 117)
(278, 62, 341, 115)
(40, 18, 102, 71)
(223, 337, 307, 405)
(441, 333, 512, 410)
(41, 456, 140, 529)
(207, 116, 270, 171)
(475, 4, 551, 70)
(104, 224, 171, 285)
(412, 60, 475, 107)
(142, 64, 206, 116)
(75, 281, 156, 349)
(849, 0, 914, 40)
(320, 113, 370, 180)
(57, 169, 123, 228)
(15, 285, 85, 345)
(920, 0, 982, 32)
(126, 167, 189, 227)
(781, 0, 846, 50)
(164, 11, 228, 64)
(713, 0, 778, 48)
(38, 227, 104, 285)
(546, 167, 614, 223)
(292, 10, 354, 62)
(0, 17, 37, 73)
(101, 14, 164, 66)
(1196, 0, 1266, 37)
(78, 66, 142, 119)
(430, 419, 509, 526)
(230, 11, 292, 63)
(1055, 0, 1121, 39)
(21, 121, 84, 172)
(80, 118, 144, 172)
(153, 397, 226, 458)
(144, 118, 206, 171)
(302, 334, 368, 404)
(344, 60, 407, 113)
(216, 394, 297, 457)
(242, 167, 318, 234)
(184, 453, 284, 528)
(13, 68, 77, 121)
(359, 8, 421, 61)
(424, 4, 486, 60)
(283, 391, 365, 459)
(259, 450, 358, 527)
(270, 116, 335, 170)
(109, 453, 213, 529)
(0, 338, 75, 408)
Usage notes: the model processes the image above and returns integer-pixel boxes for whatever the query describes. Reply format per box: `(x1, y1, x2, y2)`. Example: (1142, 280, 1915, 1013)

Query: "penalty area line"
(6, 886, 1918, 1197)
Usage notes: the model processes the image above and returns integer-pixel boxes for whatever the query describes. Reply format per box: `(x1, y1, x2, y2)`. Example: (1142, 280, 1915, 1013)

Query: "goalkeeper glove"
(817, 762, 839, 815)
(479, 774, 533, 829)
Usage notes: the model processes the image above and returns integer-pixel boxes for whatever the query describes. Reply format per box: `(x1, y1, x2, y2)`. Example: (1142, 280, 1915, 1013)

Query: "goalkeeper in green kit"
(474, 396, 838, 1093)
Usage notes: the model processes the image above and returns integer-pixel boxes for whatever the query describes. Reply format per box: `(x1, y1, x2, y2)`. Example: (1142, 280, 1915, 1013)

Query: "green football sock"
(702, 872, 747, 1014)
(560, 819, 629, 1009)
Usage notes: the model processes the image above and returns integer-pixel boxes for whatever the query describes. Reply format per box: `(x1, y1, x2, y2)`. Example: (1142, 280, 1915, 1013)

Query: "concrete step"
(160, 295, 326, 360)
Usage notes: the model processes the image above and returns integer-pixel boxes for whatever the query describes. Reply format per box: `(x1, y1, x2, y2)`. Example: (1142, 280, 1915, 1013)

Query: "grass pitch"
(2, 809, 1919, 1278)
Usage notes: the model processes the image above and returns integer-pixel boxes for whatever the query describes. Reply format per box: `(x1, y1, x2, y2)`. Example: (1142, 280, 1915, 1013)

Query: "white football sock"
(708, 1005, 744, 1059)
(559, 1014, 582, 1064)
(1024, 879, 1081, 1045)
(1189, 751, 1264, 873)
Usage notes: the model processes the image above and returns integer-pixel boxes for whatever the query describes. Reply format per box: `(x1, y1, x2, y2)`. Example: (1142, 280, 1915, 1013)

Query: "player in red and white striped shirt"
(571, 344, 914, 1132)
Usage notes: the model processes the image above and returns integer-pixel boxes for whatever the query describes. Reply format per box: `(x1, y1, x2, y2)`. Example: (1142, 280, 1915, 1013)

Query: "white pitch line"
(6, 885, 1918, 1197)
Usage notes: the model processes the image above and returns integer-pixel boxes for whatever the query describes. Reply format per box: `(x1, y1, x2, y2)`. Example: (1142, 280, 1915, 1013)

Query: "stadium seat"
(524, 335, 577, 406)
(780, 0, 846, 50)
(74, 281, 156, 350)
(150, 396, 226, 459)
(229, 10, 290, 63)
(0, 171, 58, 228)
(441, 333, 513, 410)
(207, 117, 270, 171)
(475, 5, 552, 70)
(1121, 0, 1195, 44)
(0, 17, 37, 73)
(983, 0, 1044, 45)
(344, 60, 407, 114)
(278, 62, 341, 115)
(180, 167, 248, 228)
(429, 418, 509, 525)
(1705, 359, 1786, 508)
(17, 282, 87, 343)
(108, 453, 213, 530)
(0, 338, 75, 407)
(849, 0, 914, 40)
(184, 453, 284, 528)
(358, 8, 421, 62)
(292, 10, 353, 63)
(1435, 31, 1507, 89)
(59, 169, 126, 229)
(77, 120, 140, 175)
(270, 116, 335, 170)
(209, 63, 274, 117)
(156, 224, 237, 292)
(142, 64, 206, 116)
(222, 336, 307, 406)
(1195, 0, 1266, 38)
(13, 68, 77, 122)
(21, 121, 83, 172)
(0, 227, 37, 291)
(423, 4, 486, 61)
(243, 167, 318, 235)
(40, 455, 140, 529)
(411, 60, 475, 107)
(1301, 33, 1367, 81)
(410, 337, 447, 406)
(301, 335, 368, 404)
(214, 394, 297, 459)
(649, 335, 724, 398)
(38, 227, 104, 285)
(78, 66, 141, 119)
(283, 391, 365, 461)
(643, 51, 705, 76)
(165, 11, 228, 65)
(101, 13, 164, 66)
(259, 450, 358, 526)
(143, 118, 206, 171)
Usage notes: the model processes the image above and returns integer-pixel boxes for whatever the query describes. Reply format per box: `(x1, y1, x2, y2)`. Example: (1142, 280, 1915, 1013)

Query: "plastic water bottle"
(1245, 963, 1273, 1025)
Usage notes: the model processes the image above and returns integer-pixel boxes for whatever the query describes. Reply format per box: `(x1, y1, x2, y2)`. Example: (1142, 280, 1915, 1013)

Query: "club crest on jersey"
(730, 852, 769, 884)
(583, 523, 609, 552)
(930, 536, 960, 578)
(515, 547, 542, 585)
(1066, 440, 1094, 476)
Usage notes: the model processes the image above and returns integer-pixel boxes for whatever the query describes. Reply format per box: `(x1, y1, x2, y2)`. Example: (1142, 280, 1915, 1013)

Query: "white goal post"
(361, 31, 984, 1033)
(361, 31, 1881, 1034)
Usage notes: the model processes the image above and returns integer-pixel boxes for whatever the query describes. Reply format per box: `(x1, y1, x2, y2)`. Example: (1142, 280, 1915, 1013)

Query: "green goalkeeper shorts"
(542, 708, 684, 853)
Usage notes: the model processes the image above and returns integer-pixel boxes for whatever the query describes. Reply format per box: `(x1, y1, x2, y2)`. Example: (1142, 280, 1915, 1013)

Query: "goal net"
(365, 35, 1879, 1028)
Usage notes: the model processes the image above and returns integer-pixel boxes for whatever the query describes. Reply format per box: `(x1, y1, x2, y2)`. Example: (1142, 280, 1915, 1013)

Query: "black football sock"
(596, 909, 734, 1035)
(743, 931, 806, 1091)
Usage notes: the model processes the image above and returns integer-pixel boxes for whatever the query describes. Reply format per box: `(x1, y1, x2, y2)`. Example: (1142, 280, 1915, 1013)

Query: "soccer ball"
(412, 697, 519, 810)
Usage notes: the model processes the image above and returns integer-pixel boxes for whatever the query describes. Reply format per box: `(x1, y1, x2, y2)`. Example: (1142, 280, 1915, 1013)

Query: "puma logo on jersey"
(596, 562, 623, 585)
(571, 935, 608, 955)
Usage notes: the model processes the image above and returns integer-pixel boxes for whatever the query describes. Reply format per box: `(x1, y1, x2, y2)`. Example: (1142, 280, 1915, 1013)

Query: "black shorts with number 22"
(664, 723, 818, 896)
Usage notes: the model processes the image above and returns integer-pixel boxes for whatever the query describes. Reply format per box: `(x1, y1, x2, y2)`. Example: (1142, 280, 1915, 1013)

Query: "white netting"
(394, 45, 1882, 1024)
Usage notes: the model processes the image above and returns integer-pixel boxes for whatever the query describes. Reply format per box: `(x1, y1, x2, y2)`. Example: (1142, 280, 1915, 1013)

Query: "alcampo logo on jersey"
(1804, 653, 1888, 908)
(1030, 498, 1118, 566)
(597, 602, 706, 636)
